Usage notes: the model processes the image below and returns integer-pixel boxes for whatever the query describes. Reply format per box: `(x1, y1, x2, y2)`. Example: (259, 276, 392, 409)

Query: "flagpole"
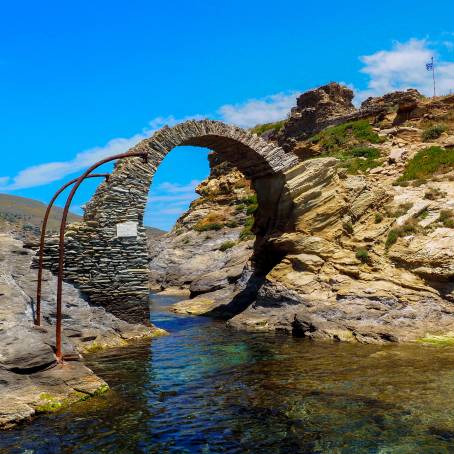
(432, 56, 436, 98)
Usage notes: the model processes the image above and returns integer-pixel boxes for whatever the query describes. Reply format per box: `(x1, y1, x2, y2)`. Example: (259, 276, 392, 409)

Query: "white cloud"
(218, 92, 298, 128)
(356, 38, 454, 102)
(158, 180, 200, 194)
(442, 41, 454, 51)
(145, 180, 201, 230)
(159, 207, 187, 215)
(0, 90, 300, 192)
(0, 116, 196, 192)
(149, 193, 197, 203)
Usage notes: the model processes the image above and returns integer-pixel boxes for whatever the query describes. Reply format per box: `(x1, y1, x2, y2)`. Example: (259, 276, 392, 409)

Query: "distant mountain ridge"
(0, 193, 165, 239)
(0, 193, 81, 236)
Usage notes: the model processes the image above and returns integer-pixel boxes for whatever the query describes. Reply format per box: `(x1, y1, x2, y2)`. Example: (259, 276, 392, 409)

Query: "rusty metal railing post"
(35, 174, 110, 326)
(55, 151, 148, 362)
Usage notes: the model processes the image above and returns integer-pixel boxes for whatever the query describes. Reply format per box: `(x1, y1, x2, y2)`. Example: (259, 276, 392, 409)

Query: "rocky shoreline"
(0, 233, 165, 429)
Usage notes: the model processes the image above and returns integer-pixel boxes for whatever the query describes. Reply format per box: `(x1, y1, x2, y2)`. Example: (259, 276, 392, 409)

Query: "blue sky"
(1, 1, 453, 230)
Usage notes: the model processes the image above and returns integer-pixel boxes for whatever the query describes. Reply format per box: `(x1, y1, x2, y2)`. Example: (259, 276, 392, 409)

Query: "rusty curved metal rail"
(35, 173, 110, 326)
(55, 151, 148, 362)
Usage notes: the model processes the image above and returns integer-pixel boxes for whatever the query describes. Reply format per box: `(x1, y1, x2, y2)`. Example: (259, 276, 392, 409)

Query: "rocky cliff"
(154, 83, 454, 344)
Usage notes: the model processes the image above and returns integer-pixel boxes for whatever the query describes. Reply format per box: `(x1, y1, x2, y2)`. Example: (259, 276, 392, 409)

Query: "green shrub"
(246, 204, 258, 215)
(350, 146, 381, 159)
(226, 220, 238, 228)
(344, 221, 354, 234)
(418, 209, 429, 220)
(439, 209, 454, 228)
(396, 146, 454, 183)
(385, 219, 420, 249)
(250, 120, 286, 136)
(385, 229, 398, 249)
(424, 186, 446, 200)
(374, 213, 383, 223)
(319, 144, 381, 175)
(235, 204, 245, 212)
(355, 248, 369, 263)
(398, 218, 419, 236)
(242, 194, 258, 205)
(421, 124, 447, 142)
(194, 222, 222, 232)
(239, 216, 255, 241)
(341, 155, 381, 174)
(384, 202, 413, 218)
(308, 119, 384, 152)
(219, 241, 236, 251)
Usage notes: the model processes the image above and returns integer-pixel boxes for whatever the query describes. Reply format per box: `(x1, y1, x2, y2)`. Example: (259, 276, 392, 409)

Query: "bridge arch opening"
(59, 120, 300, 324)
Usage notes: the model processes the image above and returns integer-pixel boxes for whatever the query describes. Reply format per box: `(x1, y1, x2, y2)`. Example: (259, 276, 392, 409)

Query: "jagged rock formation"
(277, 82, 356, 147)
(0, 233, 163, 428)
(277, 82, 422, 152)
(167, 87, 454, 344)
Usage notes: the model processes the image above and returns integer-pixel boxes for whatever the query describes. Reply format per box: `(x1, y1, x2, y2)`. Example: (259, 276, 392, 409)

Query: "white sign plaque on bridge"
(116, 221, 138, 238)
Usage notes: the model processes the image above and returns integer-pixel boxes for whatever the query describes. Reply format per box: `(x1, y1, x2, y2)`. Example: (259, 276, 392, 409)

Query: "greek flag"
(426, 62, 434, 71)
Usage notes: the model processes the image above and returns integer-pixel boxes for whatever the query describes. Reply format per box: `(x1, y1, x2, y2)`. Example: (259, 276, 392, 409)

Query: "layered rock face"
(0, 233, 163, 428)
(149, 155, 256, 313)
(164, 87, 454, 344)
(229, 91, 454, 342)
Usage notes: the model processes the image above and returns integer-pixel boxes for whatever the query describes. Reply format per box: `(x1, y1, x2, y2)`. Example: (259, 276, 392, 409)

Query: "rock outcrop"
(164, 86, 454, 344)
(277, 83, 423, 152)
(0, 233, 164, 428)
(149, 154, 255, 309)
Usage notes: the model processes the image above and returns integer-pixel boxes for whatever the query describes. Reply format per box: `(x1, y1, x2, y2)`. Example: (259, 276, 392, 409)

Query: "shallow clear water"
(1, 293, 454, 453)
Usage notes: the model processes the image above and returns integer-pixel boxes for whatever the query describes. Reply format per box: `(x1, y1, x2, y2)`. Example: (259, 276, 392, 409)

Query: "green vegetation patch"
(355, 248, 369, 264)
(241, 194, 258, 215)
(194, 222, 223, 232)
(343, 221, 354, 234)
(384, 202, 413, 218)
(251, 120, 285, 136)
(418, 334, 454, 347)
(396, 146, 454, 184)
(309, 119, 384, 152)
(385, 229, 398, 249)
(225, 220, 238, 228)
(36, 393, 64, 413)
(339, 148, 381, 174)
(385, 219, 420, 249)
(35, 390, 96, 413)
(219, 240, 236, 251)
(424, 186, 446, 200)
(239, 216, 255, 241)
(421, 124, 447, 142)
(439, 209, 454, 228)
(194, 212, 225, 232)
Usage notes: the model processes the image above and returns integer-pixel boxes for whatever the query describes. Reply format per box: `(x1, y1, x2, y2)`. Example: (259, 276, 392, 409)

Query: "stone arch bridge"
(45, 120, 301, 323)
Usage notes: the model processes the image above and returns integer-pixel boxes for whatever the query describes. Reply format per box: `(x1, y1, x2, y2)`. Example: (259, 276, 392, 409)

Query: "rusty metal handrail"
(35, 173, 110, 326)
(55, 151, 148, 361)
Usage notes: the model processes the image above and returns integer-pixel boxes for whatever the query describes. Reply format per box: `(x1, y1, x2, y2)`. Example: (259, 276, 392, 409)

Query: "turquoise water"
(1, 293, 454, 453)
